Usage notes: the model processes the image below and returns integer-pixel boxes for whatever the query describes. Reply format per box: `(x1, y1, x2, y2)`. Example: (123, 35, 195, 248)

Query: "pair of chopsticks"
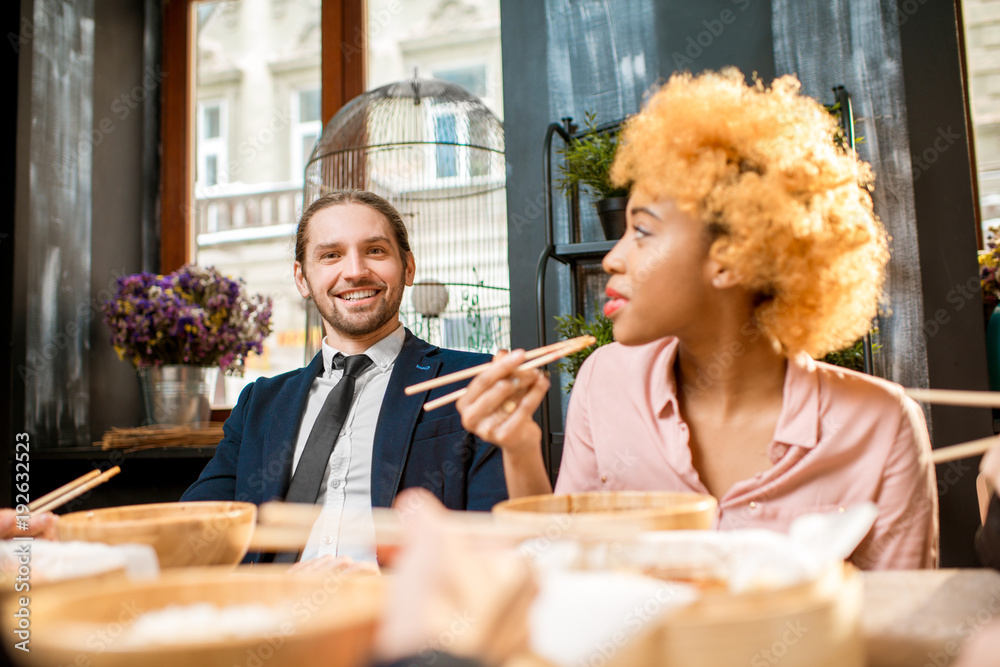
(405, 335, 597, 412)
(905, 388, 1000, 463)
(27, 466, 121, 515)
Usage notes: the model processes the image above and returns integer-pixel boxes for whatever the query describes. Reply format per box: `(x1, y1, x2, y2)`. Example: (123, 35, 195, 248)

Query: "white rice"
(122, 602, 291, 646)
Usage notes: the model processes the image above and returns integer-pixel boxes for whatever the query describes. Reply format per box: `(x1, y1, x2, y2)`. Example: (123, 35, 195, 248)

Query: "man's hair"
(295, 190, 412, 269)
(610, 68, 888, 359)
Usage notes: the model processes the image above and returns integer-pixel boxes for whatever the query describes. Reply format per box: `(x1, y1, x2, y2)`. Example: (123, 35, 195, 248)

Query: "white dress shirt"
(292, 323, 404, 562)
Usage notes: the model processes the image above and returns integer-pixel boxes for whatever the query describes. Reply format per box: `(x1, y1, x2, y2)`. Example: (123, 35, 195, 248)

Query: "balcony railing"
(195, 183, 304, 238)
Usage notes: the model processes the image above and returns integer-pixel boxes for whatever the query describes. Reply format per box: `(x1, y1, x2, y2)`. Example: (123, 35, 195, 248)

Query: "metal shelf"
(31, 446, 218, 460)
(536, 117, 625, 481)
(552, 241, 616, 261)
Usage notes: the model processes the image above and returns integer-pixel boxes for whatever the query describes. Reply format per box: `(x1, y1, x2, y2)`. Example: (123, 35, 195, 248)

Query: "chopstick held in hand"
(404, 335, 595, 397)
(421, 336, 596, 412)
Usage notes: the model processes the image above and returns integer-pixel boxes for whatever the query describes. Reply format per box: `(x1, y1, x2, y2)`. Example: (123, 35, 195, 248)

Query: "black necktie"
(284, 353, 373, 504)
(272, 354, 373, 563)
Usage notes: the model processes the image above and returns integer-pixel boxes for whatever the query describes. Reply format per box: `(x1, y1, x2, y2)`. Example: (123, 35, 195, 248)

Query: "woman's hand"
(456, 350, 550, 456)
(456, 350, 554, 497)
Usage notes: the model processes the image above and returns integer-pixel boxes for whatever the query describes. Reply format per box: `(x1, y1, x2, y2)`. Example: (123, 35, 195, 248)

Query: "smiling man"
(182, 190, 507, 563)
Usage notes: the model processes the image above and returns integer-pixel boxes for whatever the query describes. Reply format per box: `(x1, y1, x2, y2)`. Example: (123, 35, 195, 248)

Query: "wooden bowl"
(56, 501, 257, 568)
(2, 567, 383, 667)
(613, 562, 864, 667)
(492, 491, 717, 535)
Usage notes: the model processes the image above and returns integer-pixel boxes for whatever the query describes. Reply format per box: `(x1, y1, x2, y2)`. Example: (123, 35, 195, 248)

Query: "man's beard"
(314, 280, 405, 337)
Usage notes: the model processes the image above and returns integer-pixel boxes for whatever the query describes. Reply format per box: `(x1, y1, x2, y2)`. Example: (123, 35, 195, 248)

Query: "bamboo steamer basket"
(609, 561, 864, 667)
(56, 501, 256, 568)
(3, 566, 383, 667)
(492, 491, 718, 535)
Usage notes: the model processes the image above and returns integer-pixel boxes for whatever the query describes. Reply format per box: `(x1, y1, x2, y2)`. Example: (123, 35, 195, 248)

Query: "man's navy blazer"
(181, 329, 508, 559)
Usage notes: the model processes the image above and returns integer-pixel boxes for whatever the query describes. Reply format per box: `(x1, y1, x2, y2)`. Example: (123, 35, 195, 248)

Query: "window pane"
(194, 0, 321, 406)
(366, 0, 503, 120)
(205, 154, 218, 186)
(302, 132, 318, 166)
(204, 106, 221, 139)
(435, 114, 458, 178)
(364, 0, 508, 357)
(470, 110, 491, 175)
(299, 88, 321, 123)
(433, 65, 487, 97)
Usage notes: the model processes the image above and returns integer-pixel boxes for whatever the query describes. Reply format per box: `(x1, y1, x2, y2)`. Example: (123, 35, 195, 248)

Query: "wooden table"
(863, 569, 1000, 666)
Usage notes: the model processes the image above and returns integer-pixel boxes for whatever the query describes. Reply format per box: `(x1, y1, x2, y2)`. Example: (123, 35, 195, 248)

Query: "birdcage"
(302, 77, 509, 356)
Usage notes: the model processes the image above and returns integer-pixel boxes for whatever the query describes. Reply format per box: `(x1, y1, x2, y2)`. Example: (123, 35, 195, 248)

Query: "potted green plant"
(552, 308, 615, 391)
(822, 335, 879, 372)
(557, 112, 630, 240)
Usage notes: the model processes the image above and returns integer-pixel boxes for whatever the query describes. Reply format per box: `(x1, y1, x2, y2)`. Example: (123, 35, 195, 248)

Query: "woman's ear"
(709, 262, 742, 289)
(706, 241, 741, 289)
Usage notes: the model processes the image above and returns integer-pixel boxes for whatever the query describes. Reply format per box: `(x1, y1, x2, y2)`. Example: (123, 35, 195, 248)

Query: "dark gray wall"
(501, 0, 552, 355)
(89, 0, 150, 439)
(897, 0, 990, 567)
(654, 0, 775, 81)
(9, 0, 148, 451)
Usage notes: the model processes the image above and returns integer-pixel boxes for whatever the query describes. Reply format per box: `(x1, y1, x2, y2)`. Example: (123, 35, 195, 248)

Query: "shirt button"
(749, 501, 758, 510)
(324, 535, 334, 545)
(331, 480, 341, 489)
(601, 475, 608, 483)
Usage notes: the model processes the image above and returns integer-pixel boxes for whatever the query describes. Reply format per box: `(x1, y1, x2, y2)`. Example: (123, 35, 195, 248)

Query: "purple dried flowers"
(102, 265, 273, 375)
(981, 227, 1000, 315)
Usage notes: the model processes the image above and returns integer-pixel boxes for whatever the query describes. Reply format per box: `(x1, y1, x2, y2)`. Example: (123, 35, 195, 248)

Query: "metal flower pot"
(138, 365, 216, 426)
(596, 196, 628, 240)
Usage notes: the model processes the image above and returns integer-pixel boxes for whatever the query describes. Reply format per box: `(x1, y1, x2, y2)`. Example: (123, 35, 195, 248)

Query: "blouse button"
(749, 501, 758, 510)
(600, 475, 608, 483)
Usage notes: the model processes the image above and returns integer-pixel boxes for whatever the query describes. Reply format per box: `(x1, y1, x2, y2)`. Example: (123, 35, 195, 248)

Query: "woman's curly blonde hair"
(610, 69, 888, 359)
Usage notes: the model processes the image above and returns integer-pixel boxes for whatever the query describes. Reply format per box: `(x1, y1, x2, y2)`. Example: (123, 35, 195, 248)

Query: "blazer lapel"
(371, 329, 440, 508)
(260, 351, 325, 501)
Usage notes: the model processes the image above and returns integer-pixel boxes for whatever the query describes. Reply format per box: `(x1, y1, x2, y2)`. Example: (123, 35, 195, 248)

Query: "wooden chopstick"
(900, 389, 1000, 463)
(421, 335, 597, 412)
(30, 466, 122, 515)
(404, 336, 595, 397)
(27, 469, 102, 512)
(931, 436, 997, 464)
(248, 502, 638, 552)
(258, 500, 322, 527)
(905, 388, 1000, 408)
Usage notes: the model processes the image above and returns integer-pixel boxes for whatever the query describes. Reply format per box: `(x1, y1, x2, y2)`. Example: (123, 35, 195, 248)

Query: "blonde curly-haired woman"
(457, 69, 938, 570)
